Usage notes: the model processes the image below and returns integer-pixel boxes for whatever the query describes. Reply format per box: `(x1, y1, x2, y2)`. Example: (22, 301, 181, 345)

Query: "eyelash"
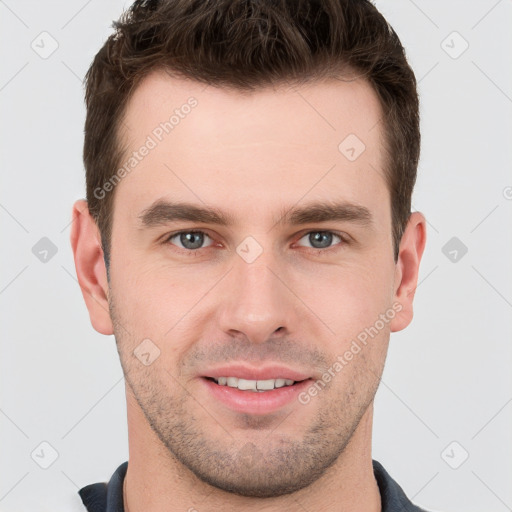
(162, 229, 350, 256)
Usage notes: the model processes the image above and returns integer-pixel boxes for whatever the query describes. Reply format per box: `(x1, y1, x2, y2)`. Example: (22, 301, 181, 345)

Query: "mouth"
(204, 376, 307, 392)
(200, 375, 313, 415)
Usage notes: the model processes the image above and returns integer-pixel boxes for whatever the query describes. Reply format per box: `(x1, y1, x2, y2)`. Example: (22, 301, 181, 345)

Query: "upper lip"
(201, 364, 311, 382)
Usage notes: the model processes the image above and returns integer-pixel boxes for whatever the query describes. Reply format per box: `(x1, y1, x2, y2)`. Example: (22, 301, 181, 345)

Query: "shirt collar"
(79, 459, 427, 512)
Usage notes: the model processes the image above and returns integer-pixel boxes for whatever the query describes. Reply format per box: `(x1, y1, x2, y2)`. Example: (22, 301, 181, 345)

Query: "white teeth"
(237, 378, 257, 390)
(256, 379, 275, 390)
(226, 377, 238, 387)
(212, 377, 297, 391)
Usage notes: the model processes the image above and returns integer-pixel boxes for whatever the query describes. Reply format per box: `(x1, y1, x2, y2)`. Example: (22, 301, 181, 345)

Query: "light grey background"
(1, 1, 511, 511)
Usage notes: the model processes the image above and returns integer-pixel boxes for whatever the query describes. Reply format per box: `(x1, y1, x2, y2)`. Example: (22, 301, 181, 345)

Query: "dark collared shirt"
(78, 459, 430, 511)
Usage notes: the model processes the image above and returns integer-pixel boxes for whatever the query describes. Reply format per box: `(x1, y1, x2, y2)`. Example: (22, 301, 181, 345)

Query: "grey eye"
(169, 231, 213, 250)
(297, 231, 342, 249)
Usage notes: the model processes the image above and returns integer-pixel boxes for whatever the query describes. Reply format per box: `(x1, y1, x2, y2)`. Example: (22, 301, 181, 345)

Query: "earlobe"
(390, 212, 427, 333)
(69, 199, 114, 335)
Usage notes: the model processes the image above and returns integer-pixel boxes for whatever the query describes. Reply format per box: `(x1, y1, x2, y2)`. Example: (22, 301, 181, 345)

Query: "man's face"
(105, 70, 401, 497)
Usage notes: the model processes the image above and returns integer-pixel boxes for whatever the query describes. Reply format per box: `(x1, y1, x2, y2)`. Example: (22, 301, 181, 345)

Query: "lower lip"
(200, 377, 313, 415)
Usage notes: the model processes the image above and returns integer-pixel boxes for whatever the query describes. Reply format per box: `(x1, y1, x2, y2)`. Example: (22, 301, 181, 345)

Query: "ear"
(69, 199, 114, 335)
(390, 211, 427, 332)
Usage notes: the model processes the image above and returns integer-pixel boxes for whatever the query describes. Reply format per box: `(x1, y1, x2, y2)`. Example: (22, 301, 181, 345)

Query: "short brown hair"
(83, 0, 419, 274)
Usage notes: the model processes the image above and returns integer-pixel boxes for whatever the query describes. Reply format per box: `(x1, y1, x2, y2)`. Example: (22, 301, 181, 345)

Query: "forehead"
(113, 69, 388, 228)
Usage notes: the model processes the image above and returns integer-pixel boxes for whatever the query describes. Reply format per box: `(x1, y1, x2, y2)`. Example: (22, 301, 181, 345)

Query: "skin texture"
(70, 69, 426, 512)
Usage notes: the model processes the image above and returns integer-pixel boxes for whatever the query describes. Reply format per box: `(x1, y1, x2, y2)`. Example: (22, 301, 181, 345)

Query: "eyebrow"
(137, 199, 373, 230)
(277, 201, 372, 227)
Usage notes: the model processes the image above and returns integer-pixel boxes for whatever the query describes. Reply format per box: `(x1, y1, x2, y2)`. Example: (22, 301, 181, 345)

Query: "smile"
(208, 376, 299, 391)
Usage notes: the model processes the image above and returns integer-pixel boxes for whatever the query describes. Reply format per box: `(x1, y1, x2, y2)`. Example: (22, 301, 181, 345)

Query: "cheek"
(298, 259, 392, 322)
(291, 257, 394, 373)
(111, 238, 395, 361)
(112, 256, 202, 329)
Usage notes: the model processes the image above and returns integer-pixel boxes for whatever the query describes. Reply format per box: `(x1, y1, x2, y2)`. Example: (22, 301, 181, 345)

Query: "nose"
(216, 243, 298, 344)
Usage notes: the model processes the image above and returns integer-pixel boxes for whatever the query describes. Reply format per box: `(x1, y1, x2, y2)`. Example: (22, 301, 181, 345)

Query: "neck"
(123, 391, 381, 512)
